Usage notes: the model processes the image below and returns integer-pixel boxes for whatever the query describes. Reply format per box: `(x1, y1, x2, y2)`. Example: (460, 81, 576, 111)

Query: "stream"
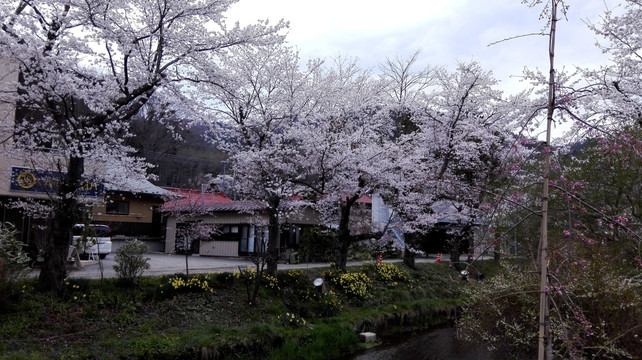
(347, 326, 496, 360)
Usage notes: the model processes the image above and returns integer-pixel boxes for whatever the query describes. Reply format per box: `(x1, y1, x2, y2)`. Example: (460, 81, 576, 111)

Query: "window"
(106, 200, 129, 215)
(218, 225, 245, 242)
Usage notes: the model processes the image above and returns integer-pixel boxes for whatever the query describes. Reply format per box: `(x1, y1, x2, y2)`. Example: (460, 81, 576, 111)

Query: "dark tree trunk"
(494, 237, 502, 261)
(403, 247, 416, 269)
(335, 194, 360, 271)
(265, 198, 281, 275)
(38, 156, 84, 293)
(467, 225, 475, 263)
(449, 243, 461, 266)
(337, 241, 349, 271)
(185, 252, 190, 276)
(450, 224, 474, 269)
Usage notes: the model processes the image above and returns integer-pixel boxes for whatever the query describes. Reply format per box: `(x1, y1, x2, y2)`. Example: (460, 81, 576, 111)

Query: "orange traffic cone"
(377, 253, 383, 265)
(436, 252, 441, 263)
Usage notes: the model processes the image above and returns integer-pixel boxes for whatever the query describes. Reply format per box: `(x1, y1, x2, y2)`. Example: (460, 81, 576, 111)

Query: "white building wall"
(199, 240, 238, 257)
(164, 217, 177, 254)
(371, 193, 393, 227)
(163, 212, 269, 256)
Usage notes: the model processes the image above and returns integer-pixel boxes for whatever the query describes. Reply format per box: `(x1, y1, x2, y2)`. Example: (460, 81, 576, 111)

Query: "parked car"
(72, 224, 112, 259)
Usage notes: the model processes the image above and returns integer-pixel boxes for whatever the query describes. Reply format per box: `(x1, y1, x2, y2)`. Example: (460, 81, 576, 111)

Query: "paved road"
(30, 253, 444, 279)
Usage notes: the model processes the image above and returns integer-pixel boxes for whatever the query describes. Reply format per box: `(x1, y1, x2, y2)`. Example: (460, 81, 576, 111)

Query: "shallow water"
(348, 327, 495, 360)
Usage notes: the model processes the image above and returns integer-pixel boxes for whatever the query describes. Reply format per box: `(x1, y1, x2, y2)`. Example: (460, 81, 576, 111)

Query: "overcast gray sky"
(225, 0, 619, 94)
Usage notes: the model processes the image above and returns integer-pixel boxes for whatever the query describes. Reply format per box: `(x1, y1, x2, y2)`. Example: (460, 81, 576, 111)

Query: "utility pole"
(538, 1, 558, 359)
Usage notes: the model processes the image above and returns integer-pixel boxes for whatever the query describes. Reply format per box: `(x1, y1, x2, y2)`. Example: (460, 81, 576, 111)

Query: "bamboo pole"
(538, 1, 558, 359)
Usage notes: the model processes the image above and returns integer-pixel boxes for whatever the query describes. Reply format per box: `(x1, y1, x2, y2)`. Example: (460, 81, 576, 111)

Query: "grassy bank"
(0, 262, 463, 360)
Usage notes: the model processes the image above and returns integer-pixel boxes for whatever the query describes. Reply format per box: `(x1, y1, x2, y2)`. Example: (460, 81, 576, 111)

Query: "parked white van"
(72, 224, 112, 259)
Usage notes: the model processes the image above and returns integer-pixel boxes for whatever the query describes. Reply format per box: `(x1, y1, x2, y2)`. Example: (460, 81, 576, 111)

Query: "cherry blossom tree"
(289, 56, 397, 271)
(383, 61, 525, 265)
(379, 49, 436, 106)
(196, 43, 319, 274)
(373, 50, 438, 266)
(584, 0, 642, 129)
(0, 0, 286, 292)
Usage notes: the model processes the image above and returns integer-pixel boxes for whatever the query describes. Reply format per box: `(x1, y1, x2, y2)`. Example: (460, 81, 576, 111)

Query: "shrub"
(361, 262, 409, 284)
(282, 285, 343, 319)
(211, 270, 236, 288)
(276, 269, 307, 288)
(277, 311, 308, 327)
(235, 265, 279, 305)
(234, 266, 280, 290)
(318, 290, 342, 317)
(159, 273, 214, 297)
(113, 239, 150, 284)
(457, 259, 642, 359)
(325, 270, 371, 300)
(0, 223, 30, 304)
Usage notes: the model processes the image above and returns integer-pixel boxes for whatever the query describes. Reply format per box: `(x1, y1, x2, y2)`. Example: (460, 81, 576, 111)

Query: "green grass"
(269, 323, 359, 360)
(0, 262, 464, 360)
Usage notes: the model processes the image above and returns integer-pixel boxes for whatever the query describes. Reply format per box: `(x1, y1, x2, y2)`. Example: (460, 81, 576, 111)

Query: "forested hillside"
(126, 99, 228, 188)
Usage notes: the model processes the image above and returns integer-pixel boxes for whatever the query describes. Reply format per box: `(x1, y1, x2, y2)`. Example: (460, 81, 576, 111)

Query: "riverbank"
(1, 261, 465, 360)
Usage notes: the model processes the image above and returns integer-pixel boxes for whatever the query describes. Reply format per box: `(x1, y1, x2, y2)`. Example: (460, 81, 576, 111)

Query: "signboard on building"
(10, 166, 104, 197)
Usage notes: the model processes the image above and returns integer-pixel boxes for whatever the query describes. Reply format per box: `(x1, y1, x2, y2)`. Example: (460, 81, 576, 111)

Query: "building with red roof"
(159, 188, 375, 259)
(161, 187, 234, 211)
(161, 187, 319, 257)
